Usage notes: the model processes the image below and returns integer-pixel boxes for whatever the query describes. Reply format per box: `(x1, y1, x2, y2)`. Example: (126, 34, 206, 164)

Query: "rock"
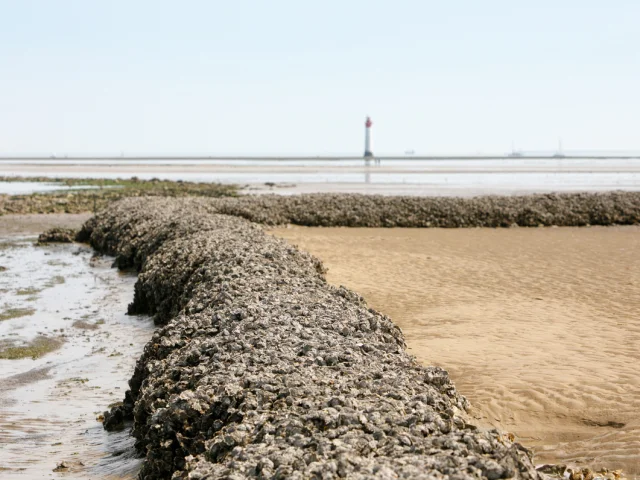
(208, 191, 640, 228)
(37, 227, 76, 244)
(52, 460, 84, 472)
(53, 461, 69, 471)
(537, 463, 567, 476)
(102, 406, 125, 431)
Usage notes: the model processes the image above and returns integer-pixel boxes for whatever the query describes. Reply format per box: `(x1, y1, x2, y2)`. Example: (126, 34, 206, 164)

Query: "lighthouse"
(364, 116, 373, 158)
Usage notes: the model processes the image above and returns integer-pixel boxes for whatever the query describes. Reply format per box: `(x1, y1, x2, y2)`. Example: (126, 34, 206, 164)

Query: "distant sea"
(1, 157, 639, 196)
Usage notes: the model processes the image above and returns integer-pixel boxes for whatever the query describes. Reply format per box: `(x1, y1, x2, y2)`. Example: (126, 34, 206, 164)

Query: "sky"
(0, 0, 639, 156)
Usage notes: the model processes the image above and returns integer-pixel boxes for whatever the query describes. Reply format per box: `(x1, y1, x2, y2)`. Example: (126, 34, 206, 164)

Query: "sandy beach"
(270, 225, 640, 475)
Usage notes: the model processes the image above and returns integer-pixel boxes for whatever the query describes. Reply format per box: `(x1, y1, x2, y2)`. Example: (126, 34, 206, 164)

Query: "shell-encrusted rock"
(84, 198, 547, 479)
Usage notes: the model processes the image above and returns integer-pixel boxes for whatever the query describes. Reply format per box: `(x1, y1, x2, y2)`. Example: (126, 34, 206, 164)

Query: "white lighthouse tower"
(364, 116, 373, 158)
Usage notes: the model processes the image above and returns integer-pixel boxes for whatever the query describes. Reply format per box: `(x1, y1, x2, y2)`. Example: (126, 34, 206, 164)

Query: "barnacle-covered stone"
(84, 198, 546, 479)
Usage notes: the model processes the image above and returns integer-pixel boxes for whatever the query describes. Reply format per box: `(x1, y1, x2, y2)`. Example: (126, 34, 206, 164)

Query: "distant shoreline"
(1, 163, 640, 174)
(2, 161, 640, 197)
(2, 154, 640, 161)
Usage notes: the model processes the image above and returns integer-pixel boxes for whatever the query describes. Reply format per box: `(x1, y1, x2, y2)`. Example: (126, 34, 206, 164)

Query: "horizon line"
(2, 154, 640, 161)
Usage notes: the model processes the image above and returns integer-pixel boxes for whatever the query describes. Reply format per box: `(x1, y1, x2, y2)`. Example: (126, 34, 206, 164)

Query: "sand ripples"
(272, 225, 640, 475)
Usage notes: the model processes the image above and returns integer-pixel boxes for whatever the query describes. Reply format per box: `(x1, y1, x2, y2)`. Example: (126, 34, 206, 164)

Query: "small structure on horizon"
(553, 138, 566, 158)
(508, 141, 524, 157)
(364, 116, 374, 158)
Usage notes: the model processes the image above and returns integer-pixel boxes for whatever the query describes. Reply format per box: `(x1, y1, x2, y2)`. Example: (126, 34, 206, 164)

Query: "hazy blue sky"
(1, 0, 638, 155)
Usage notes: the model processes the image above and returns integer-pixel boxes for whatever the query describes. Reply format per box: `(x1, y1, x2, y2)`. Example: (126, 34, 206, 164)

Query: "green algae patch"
(0, 307, 36, 322)
(0, 176, 238, 215)
(72, 319, 99, 330)
(0, 241, 26, 251)
(45, 275, 66, 287)
(16, 287, 43, 296)
(46, 260, 71, 267)
(0, 336, 63, 359)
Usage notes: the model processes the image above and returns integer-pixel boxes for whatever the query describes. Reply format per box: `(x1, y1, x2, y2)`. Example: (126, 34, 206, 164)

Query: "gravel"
(81, 197, 545, 480)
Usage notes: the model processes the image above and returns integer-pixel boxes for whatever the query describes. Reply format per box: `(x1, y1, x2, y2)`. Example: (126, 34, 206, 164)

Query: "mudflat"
(270, 225, 640, 475)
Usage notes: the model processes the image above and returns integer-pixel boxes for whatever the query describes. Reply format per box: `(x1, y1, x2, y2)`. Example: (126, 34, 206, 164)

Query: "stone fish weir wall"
(211, 191, 640, 227)
(78, 198, 546, 480)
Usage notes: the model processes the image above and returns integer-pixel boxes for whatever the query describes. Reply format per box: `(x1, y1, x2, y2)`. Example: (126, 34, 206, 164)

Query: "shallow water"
(0, 237, 153, 479)
(1, 157, 640, 167)
(1, 157, 640, 195)
(0, 182, 98, 195)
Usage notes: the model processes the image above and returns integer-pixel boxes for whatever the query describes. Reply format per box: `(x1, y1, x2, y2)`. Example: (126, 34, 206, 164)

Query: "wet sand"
(0, 213, 92, 237)
(244, 182, 614, 197)
(270, 225, 640, 475)
(0, 228, 153, 478)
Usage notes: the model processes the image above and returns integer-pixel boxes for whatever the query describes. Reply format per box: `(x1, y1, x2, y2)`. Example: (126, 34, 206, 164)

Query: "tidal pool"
(0, 235, 153, 479)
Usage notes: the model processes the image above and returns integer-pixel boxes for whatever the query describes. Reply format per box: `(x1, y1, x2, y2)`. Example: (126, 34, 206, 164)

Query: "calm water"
(0, 182, 100, 195)
(2, 157, 640, 168)
(1, 157, 640, 196)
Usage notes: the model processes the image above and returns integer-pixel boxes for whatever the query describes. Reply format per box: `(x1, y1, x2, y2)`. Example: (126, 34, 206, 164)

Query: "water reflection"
(1, 157, 639, 196)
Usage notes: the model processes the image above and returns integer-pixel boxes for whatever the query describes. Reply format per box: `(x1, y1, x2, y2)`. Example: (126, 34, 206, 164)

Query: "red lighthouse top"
(365, 117, 372, 128)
